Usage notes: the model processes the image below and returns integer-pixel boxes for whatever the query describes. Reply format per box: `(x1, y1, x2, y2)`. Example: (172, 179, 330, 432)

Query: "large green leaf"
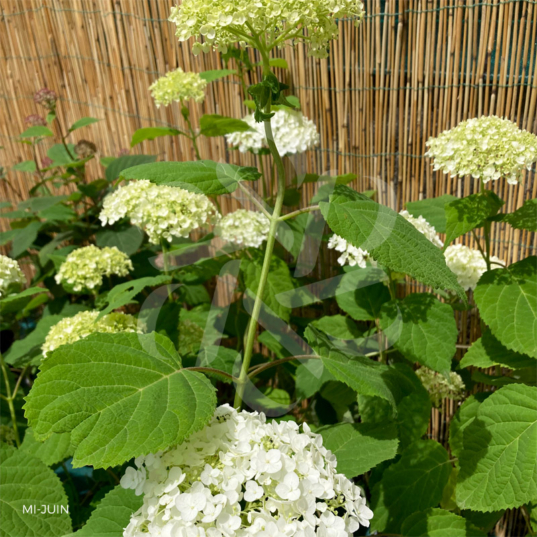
(444, 192, 503, 245)
(0, 287, 48, 315)
(401, 508, 486, 537)
(319, 422, 398, 478)
(20, 126, 54, 138)
(130, 127, 182, 147)
(405, 194, 457, 234)
(320, 185, 463, 296)
(200, 115, 252, 137)
(460, 328, 536, 370)
(500, 198, 537, 232)
(474, 257, 537, 358)
(199, 69, 236, 82)
(105, 154, 157, 182)
(65, 485, 142, 537)
(24, 332, 217, 468)
(370, 440, 452, 534)
(96, 224, 144, 256)
(455, 384, 537, 511)
(196, 346, 240, 383)
(21, 427, 73, 466)
(47, 144, 77, 167)
(8, 221, 43, 258)
(121, 161, 261, 196)
(69, 117, 100, 132)
(379, 293, 457, 373)
(0, 444, 71, 536)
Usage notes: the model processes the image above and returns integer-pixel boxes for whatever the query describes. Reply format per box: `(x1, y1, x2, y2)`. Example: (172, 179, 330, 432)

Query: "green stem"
(161, 241, 173, 300)
(483, 220, 492, 271)
(0, 354, 21, 447)
(259, 155, 268, 199)
(279, 205, 320, 222)
(248, 355, 320, 379)
(234, 50, 287, 410)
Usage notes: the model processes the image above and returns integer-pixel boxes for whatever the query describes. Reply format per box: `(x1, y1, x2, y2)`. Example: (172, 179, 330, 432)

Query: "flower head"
(33, 88, 57, 110)
(42, 310, 141, 358)
(55, 245, 133, 293)
(399, 210, 443, 248)
(0, 255, 25, 298)
(74, 140, 97, 158)
(416, 367, 465, 407)
(426, 116, 537, 185)
(100, 180, 219, 244)
(226, 109, 320, 156)
(169, 0, 365, 59)
(444, 244, 503, 291)
(25, 114, 47, 127)
(217, 209, 270, 248)
(328, 235, 372, 268)
(149, 68, 208, 107)
(121, 404, 373, 537)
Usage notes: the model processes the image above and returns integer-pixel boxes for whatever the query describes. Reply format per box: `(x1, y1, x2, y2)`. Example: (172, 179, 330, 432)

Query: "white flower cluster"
(399, 210, 443, 248)
(0, 255, 25, 298)
(226, 109, 320, 156)
(149, 68, 208, 107)
(444, 244, 503, 291)
(42, 310, 141, 358)
(426, 116, 537, 185)
(169, 0, 365, 59)
(218, 210, 270, 248)
(55, 245, 133, 293)
(416, 367, 465, 408)
(121, 404, 373, 537)
(100, 180, 219, 244)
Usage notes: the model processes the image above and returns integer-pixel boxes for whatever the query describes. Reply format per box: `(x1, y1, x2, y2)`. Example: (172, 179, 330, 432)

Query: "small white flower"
(327, 234, 373, 268)
(0, 255, 25, 298)
(256, 449, 283, 474)
(149, 68, 207, 107)
(176, 491, 207, 522)
(244, 480, 264, 502)
(276, 472, 301, 501)
(218, 209, 270, 248)
(399, 210, 443, 247)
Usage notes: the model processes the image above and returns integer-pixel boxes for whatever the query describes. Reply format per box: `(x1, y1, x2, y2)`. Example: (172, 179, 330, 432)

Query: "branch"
(248, 355, 320, 379)
(279, 205, 320, 222)
(184, 367, 237, 382)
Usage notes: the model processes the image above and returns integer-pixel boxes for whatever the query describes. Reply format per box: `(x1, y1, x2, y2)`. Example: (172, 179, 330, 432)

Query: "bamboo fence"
(0, 1, 536, 535)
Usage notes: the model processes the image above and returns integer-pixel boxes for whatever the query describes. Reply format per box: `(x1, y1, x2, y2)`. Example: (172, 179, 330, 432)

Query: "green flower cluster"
(426, 116, 537, 185)
(55, 245, 133, 293)
(416, 366, 466, 408)
(149, 68, 208, 107)
(0, 254, 25, 298)
(169, 0, 365, 58)
(42, 310, 141, 358)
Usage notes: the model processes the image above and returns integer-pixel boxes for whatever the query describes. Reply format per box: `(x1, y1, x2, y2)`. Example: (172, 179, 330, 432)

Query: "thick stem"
(161, 240, 173, 300)
(279, 205, 320, 222)
(0, 354, 20, 447)
(234, 53, 287, 410)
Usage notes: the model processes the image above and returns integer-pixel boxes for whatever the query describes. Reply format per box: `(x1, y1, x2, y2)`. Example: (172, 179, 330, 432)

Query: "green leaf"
(455, 384, 537, 511)
(9, 221, 43, 257)
(0, 444, 71, 536)
(19, 195, 69, 213)
(69, 117, 100, 132)
(405, 194, 458, 234)
(460, 328, 536, 369)
(501, 198, 537, 232)
(336, 267, 391, 321)
(21, 427, 73, 466)
(25, 332, 217, 468)
(130, 127, 182, 147)
(199, 69, 236, 82)
(200, 115, 252, 137)
(121, 161, 261, 196)
(12, 160, 37, 172)
(20, 126, 54, 138)
(242, 251, 294, 321)
(379, 293, 457, 373)
(96, 225, 144, 256)
(47, 143, 77, 166)
(269, 58, 289, 69)
(370, 440, 452, 534)
(65, 485, 142, 537)
(319, 422, 398, 478)
(78, 178, 109, 199)
(0, 287, 48, 315)
(320, 185, 464, 297)
(444, 192, 504, 245)
(401, 508, 486, 537)
(196, 346, 240, 383)
(474, 257, 537, 358)
(105, 154, 157, 182)
(39, 204, 76, 222)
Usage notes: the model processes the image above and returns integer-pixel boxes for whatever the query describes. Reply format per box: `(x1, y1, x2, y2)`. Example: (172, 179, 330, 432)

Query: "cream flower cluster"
(149, 68, 208, 107)
(121, 404, 373, 537)
(55, 245, 133, 293)
(426, 116, 537, 185)
(42, 311, 141, 358)
(444, 244, 503, 291)
(399, 210, 443, 248)
(226, 110, 320, 156)
(100, 180, 219, 244)
(0, 255, 25, 298)
(416, 367, 465, 408)
(218, 210, 270, 248)
(169, 0, 365, 58)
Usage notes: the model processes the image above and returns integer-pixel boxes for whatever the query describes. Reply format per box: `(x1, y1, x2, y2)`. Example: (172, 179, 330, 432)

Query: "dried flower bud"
(25, 114, 47, 127)
(41, 157, 53, 167)
(33, 88, 57, 110)
(74, 140, 97, 158)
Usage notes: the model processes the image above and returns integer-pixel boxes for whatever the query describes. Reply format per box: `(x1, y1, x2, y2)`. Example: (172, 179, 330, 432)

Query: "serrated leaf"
(65, 485, 142, 537)
(199, 69, 236, 82)
(69, 117, 100, 132)
(196, 346, 240, 383)
(0, 444, 71, 536)
(130, 127, 182, 147)
(47, 143, 77, 166)
(401, 508, 486, 537)
(20, 126, 54, 138)
(455, 384, 537, 511)
(380, 293, 457, 373)
(0, 287, 48, 315)
(9, 221, 43, 257)
(405, 194, 458, 233)
(501, 198, 537, 232)
(370, 440, 452, 533)
(460, 328, 536, 369)
(24, 332, 217, 468)
(444, 192, 503, 245)
(105, 154, 157, 182)
(200, 115, 252, 137)
(96, 225, 144, 256)
(319, 422, 398, 478)
(474, 257, 537, 358)
(320, 185, 464, 297)
(12, 160, 37, 172)
(21, 427, 73, 466)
